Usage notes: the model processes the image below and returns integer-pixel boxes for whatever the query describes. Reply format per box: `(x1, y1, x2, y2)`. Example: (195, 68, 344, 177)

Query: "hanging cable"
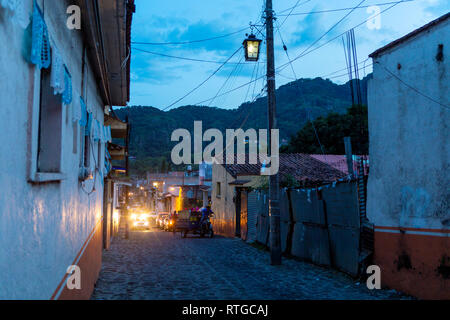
(375, 61, 450, 110)
(187, 2, 402, 108)
(277, 0, 367, 74)
(132, 27, 249, 45)
(275, 20, 327, 157)
(278, 0, 312, 27)
(207, 55, 246, 107)
(276, 0, 401, 73)
(277, 0, 414, 16)
(162, 47, 241, 111)
(132, 47, 244, 65)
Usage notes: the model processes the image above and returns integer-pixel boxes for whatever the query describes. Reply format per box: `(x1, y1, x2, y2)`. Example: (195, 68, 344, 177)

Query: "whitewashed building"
(367, 13, 449, 299)
(0, 0, 134, 299)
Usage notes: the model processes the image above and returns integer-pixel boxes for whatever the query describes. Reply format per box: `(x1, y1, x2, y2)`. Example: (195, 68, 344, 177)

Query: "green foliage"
(280, 104, 368, 155)
(116, 76, 370, 175)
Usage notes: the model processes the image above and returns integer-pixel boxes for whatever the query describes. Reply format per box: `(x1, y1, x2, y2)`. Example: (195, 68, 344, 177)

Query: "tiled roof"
(310, 154, 369, 175)
(221, 153, 347, 184)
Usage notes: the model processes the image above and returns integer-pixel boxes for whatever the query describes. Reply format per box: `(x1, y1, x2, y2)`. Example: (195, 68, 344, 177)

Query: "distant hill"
(115, 76, 369, 174)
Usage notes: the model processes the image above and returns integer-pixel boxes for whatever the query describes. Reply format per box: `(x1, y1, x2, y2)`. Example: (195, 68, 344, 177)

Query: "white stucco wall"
(367, 19, 449, 229)
(0, 0, 105, 299)
(211, 164, 236, 236)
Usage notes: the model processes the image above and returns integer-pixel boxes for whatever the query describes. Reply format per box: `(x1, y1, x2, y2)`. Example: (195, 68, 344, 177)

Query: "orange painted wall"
(53, 224, 103, 300)
(374, 230, 449, 300)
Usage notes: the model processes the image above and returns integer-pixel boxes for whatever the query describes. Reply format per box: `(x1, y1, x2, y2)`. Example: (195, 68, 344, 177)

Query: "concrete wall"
(367, 18, 449, 299)
(211, 164, 236, 237)
(0, 0, 105, 299)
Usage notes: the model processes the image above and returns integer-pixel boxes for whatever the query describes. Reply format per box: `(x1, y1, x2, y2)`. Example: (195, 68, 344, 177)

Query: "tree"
(281, 105, 368, 155)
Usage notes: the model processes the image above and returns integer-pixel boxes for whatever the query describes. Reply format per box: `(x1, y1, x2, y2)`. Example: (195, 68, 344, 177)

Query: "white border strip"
(375, 228, 449, 238)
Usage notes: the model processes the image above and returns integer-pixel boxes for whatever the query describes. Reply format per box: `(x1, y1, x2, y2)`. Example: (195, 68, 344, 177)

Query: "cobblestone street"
(91, 229, 406, 300)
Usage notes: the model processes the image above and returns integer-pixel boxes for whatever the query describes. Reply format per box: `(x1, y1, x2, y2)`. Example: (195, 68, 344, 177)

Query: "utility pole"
(124, 115, 130, 240)
(344, 136, 354, 177)
(265, 0, 281, 265)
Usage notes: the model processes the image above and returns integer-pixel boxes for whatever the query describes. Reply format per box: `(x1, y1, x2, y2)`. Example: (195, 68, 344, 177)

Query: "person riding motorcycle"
(199, 206, 213, 229)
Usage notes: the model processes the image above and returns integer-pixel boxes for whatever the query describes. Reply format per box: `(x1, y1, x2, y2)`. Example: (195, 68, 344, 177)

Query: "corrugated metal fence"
(248, 181, 364, 276)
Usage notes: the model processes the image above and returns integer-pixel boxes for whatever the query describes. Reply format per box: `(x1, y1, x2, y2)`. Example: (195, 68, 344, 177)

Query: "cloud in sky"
(129, 0, 448, 110)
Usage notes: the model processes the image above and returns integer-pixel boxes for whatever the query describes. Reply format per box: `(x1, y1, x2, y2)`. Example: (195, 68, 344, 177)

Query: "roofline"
(369, 12, 450, 58)
(76, 0, 134, 107)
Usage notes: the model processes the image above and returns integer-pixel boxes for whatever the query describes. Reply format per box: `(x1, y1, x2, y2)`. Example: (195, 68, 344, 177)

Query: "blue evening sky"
(129, 0, 448, 110)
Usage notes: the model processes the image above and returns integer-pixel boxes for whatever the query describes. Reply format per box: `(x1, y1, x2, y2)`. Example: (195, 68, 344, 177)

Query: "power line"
(132, 27, 249, 45)
(207, 55, 245, 107)
(276, 0, 403, 73)
(276, 59, 372, 81)
(277, 0, 367, 73)
(132, 47, 244, 64)
(277, 0, 414, 16)
(278, 0, 312, 15)
(162, 47, 242, 111)
(178, 1, 403, 108)
(278, 0, 312, 27)
(375, 61, 450, 110)
(275, 19, 327, 157)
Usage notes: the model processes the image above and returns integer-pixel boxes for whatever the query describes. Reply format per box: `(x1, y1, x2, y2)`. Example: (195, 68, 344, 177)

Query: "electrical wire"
(157, 0, 403, 111)
(278, 0, 312, 27)
(207, 55, 245, 107)
(277, 0, 367, 74)
(277, 0, 414, 16)
(276, 1, 402, 73)
(278, 0, 312, 15)
(275, 19, 327, 157)
(162, 47, 242, 111)
(132, 47, 243, 64)
(375, 61, 450, 110)
(132, 27, 249, 45)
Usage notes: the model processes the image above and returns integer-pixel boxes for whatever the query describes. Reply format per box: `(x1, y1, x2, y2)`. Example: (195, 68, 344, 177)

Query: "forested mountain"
(115, 76, 369, 174)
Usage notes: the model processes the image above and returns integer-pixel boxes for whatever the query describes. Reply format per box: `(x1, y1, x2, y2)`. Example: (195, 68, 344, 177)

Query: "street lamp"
(243, 34, 262, 62)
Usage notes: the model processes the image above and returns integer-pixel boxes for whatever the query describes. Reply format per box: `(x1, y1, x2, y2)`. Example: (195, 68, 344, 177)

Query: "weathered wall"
(211, 164, 236, 237)
(0, 0, 105, 299)
(367, 18, 449, 299)
(251, 182, 362, 276)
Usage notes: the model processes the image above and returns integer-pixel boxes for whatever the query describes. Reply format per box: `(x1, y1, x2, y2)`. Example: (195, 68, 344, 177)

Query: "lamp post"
(244, 0, 281, 265)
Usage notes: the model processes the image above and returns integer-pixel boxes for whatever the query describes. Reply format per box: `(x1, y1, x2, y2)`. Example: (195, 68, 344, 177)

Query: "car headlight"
(131, 214, 137, 220)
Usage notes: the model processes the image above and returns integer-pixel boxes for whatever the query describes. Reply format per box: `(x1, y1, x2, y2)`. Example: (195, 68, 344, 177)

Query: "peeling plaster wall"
(367, 18, 449, 299)
(0, 0, 105, 299)
(367, 19, 449, 230)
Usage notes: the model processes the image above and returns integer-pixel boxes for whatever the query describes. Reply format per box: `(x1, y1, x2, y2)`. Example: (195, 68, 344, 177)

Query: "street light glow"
(243, 34, 262, 62)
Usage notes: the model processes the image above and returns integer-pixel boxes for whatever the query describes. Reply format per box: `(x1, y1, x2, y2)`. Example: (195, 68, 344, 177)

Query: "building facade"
(212, 154, 347, 238)
(367, 13, 449, 299)
(0, 0, 133, 299)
